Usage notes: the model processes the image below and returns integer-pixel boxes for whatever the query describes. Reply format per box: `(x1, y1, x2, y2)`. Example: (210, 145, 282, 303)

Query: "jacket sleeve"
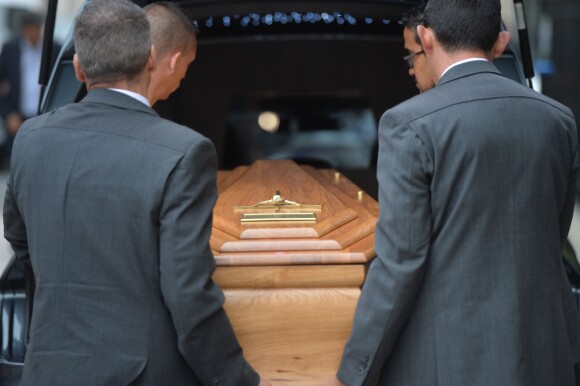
(158, 137, 259, 386)
(3, 170, 30, 263)
(559, 115, 580, 365)
(559, 114, 580, 248)
(337, 110, 433, 386)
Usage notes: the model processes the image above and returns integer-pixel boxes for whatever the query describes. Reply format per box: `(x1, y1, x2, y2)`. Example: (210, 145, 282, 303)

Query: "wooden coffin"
(212, 160, 378, 385)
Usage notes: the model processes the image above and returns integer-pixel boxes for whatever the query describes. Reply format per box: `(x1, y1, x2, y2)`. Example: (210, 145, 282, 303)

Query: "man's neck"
(88, 79, 149, 99)
(22, 38, 41, 49)
(433, 50, 491, 83)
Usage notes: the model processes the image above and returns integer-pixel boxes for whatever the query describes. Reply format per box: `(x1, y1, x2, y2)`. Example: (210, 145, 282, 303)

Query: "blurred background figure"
(0, 11, 59, 169)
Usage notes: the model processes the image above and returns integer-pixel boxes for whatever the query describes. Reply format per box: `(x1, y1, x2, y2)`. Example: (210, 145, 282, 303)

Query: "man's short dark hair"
(73, 0, 151, 85)
(144, 1, 197, 59)
(424, 0, 501, 53)
(401, 5, 425, 45)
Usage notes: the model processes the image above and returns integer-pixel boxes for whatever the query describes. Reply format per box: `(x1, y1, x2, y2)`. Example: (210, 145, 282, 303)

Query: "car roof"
(136, 0, 426, 15)
(133, 0, 427, 40)
(39, 0, 527, 115)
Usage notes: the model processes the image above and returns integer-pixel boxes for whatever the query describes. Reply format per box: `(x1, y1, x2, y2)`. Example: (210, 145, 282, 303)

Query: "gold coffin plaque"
(241, 212, 316, 222)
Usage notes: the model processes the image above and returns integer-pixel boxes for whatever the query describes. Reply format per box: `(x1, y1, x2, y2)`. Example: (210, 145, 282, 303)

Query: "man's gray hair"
(73, 0, 151, 85)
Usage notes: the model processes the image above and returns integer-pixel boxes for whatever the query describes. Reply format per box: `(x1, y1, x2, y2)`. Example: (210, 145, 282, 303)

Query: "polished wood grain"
(210, 161, 378, 385)
(223, 288, 359, 386)
(239, 226, 320, 239)
(217, 166, 248, 195)
(220, 238, 342, 252)
(213, 232, 375, 266)
(213, 160, 359, 241)
(213, 265, 366, 289)
(316, 168, 380, 218)
(213, 162, 379, 254)
(310, 166, 379, 219)
(302, 166, 377, 249)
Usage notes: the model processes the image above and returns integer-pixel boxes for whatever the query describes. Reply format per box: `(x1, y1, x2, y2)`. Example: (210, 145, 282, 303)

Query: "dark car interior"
(40, 0, 532, 200)
(43, 1, 436, 199)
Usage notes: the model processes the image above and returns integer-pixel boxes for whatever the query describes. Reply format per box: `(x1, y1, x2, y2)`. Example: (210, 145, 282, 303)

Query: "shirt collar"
(21, 38, 41, 51)
(440, 57, 488, 80)
(108, 88, 150, 107)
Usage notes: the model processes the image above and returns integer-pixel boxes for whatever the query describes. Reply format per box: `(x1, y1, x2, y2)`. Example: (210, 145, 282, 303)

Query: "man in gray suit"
(3, 0, 269, 385)
(324, 0, 580, 385)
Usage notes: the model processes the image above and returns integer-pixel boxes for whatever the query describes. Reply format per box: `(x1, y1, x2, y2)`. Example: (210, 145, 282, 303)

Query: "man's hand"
(6, 112, 23, 136)
(320, 376, 346, 386)
(258, 376, 273, 386)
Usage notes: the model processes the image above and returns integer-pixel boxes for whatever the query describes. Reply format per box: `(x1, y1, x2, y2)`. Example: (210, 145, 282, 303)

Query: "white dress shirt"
(108, 88, 150, 107)
(19, 39, 43, 118)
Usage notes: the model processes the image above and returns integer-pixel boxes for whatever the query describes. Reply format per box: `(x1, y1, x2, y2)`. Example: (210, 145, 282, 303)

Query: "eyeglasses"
(403, 50, 425, 69)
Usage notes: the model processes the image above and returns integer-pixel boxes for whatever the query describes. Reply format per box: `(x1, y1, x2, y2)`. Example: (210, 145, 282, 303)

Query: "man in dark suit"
(3, 0, 269, 385)
(324, 0, 580, 385)
(0, 11, 60, 166)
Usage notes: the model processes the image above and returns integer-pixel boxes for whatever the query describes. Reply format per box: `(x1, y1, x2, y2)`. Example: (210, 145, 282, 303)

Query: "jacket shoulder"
(142, 115, 213, 153)
(21, 101, 214, 157)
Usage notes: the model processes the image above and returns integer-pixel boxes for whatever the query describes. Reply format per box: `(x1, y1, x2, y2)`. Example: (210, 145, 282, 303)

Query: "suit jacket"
(0, 38, 60, 120)
(3, 89, 259, 386)
(337, 60, 580, 386)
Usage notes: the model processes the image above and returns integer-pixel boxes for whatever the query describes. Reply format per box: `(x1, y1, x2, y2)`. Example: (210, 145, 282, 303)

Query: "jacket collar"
(437, 60, 503, 87)
(80, 88, 159, 118)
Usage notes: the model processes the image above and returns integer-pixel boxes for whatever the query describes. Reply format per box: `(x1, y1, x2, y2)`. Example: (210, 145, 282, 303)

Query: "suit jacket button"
(358, 367, 365, 375)
(212, 376, 220, 384)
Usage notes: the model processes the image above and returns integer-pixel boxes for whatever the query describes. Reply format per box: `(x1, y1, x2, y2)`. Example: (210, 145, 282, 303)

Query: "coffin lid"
(212, 160, 378, 266)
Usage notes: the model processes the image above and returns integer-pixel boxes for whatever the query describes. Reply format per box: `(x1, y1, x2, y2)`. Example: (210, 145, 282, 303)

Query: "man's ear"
(148, 45, 157, 72)
(169, 51, 182, 73)
(492, 31, 511, 58)
(417, 25, 434, 54)
(72, 54, 86, 84)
